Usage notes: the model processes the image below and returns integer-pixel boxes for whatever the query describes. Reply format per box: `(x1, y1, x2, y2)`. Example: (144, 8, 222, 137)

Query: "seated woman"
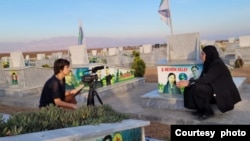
(177, 45, 241, 120)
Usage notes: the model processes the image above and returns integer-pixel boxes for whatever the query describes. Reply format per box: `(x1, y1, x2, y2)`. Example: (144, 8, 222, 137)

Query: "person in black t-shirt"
(39, 59, 83, 109)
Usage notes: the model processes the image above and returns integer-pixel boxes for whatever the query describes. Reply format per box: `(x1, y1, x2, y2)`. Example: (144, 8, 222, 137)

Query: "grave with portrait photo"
(141, 33, 246, 111)
(142, 32, 204, 110)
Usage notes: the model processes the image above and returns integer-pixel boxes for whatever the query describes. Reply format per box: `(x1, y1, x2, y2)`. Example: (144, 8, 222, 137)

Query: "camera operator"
(39, 59, 84, 110)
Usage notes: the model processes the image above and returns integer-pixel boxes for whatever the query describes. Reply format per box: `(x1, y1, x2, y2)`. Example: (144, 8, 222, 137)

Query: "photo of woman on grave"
(163, 72, 181, 94)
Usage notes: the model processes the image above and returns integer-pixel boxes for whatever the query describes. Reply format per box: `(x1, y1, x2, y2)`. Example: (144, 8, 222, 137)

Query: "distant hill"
(0, 36, 166, 53)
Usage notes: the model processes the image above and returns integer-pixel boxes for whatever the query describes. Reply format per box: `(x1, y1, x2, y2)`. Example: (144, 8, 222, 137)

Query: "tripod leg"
(94, 90, 103, 105)
(87, 88, 95, 106)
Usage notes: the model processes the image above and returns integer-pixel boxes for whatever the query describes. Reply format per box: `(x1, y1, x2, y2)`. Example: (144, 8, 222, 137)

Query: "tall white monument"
(10, 52, 25, 67)
(168, 32, 200, 61)
(69, 45, 89, 65)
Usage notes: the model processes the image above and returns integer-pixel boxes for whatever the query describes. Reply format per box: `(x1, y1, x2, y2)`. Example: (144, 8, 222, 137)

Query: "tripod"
(87, 81, 103, 106)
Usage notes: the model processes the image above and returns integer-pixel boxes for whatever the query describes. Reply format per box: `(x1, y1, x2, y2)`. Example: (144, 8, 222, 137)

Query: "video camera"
(81, 66, 104, 83)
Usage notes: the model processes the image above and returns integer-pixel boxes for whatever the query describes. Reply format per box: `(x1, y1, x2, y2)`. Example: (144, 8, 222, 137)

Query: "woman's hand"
(176, 80, 190, 88)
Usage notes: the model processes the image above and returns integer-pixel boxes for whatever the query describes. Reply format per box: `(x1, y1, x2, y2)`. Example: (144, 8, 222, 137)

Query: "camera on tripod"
(81, 66, 104, 84)
(81, 65, 104, 106)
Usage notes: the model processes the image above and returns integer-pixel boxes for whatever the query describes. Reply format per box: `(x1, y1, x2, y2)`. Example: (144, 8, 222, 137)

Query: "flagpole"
(167, 0, 173, 35)
(158, 0, 173, 61)
(167, 0, 172, 61)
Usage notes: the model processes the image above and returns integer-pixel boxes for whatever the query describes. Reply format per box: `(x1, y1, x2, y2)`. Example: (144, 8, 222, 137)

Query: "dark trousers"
(184, 83, 214, 114)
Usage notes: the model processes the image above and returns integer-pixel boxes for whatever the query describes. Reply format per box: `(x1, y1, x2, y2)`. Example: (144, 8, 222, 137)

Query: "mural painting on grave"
(95, 127, 142, 141)
(157, 64, 203, 94)
(65, 67, 89, 91)
(10, 71, 18, 85)
(65, 66, 135, 91)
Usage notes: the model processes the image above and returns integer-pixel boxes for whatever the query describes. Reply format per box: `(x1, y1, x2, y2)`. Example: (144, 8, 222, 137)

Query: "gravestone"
(143, 44, 152, 54)
(168, 32, 200, 61)
(106, 48, 122, 66)
(92, 50, 97, 56)
(56, 52, 63, 59)
(160, 32, 202, 94)
(119, 46, 123, 51)
(233, 35, 250, 66)
(102, 48, 107, 56)
(140, 45, 158, 66)
(25, 55, 29, 60)
(228, 37, 236, 43)
(235, 47, 250, 66)
(142, 32, 202, 110)
(36, 54, 45, 60)
(24, 55, 30, 66)
(239, 35, 250, 48)
(69, 45, 89, 65)
(224, 37, 239, 65)
(9, 52, 25, 68)
(108, 47, 117, 56)
(201, 40, 215, 46)
(139, 46, 143, 54)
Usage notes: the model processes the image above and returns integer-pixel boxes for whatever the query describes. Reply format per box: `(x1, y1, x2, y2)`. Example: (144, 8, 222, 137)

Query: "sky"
(0, 0, 250, 52)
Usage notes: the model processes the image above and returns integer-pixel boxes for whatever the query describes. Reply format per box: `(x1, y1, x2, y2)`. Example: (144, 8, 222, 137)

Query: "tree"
(131, 51, 146, 77)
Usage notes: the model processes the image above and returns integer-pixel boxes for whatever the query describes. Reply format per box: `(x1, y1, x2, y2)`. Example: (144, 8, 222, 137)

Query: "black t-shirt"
(39, 75, 66, 108)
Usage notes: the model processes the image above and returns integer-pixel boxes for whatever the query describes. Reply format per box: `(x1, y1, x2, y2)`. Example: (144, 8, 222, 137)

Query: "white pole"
(167, 0, 173, 35)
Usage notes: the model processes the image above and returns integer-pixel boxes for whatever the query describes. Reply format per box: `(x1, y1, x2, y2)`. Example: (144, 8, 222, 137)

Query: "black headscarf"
(201, 45, 220, 75)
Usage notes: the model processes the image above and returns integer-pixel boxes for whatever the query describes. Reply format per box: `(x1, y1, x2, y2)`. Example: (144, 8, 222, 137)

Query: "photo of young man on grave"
(105, 66, 113, 85)
(190, 65, 201, 80)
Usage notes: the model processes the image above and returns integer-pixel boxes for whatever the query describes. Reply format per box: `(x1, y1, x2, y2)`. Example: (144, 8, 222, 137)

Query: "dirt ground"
(0, 66, 249, 141)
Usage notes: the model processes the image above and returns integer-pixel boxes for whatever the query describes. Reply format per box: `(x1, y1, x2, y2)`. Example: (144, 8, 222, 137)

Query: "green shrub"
(2, 62, 9, 68)
(0, 104, 128, 137)
(41, 64, 50, 68)
(131, 51, 146, 77)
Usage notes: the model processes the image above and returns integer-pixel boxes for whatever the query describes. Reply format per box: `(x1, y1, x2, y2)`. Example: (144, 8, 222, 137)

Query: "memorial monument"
(142, 0, 203, 110)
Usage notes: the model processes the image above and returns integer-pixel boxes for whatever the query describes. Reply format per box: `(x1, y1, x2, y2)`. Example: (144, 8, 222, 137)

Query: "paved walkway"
(1, 81, 250, 125)
(102, 82, 250, 124)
